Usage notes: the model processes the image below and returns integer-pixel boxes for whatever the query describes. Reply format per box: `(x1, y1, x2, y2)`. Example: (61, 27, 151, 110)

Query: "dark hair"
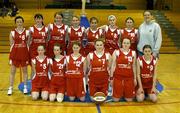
(53, 43, 62, 50)
(72, 41, 81, 47)
(143, 10, 153, 16)
(54, 12, 63, 18)
(34, 13, 43, 19)
(125, 17, 134, 23)
(90, 17, 99, 23)
(15, 16, 24, 23)
(143, 45, 152, 51)
(34, 13, 44, 25)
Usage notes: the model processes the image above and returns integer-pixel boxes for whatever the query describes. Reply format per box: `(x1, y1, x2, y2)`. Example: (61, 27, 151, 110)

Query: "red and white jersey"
(86, 27, 103, 42)
(88, 51, 110, 84)
(114, 49, 136, 79)
(10, 28, 29, 49)
(68, 26, 85, 42)
(32, 56, 51, 79)
(29, 25, 48, 45)
(65, 54, 85, 78)
(9, 28, 29, 61)
(120, 28, 138, 51)
(50, 56, 66, 77)
(48, 23, 68, 43)
(104, 25, 120, 49)
(138, 55, 157, 88)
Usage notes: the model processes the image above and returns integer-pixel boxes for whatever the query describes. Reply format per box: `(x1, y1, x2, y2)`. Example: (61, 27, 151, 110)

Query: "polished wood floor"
(0, 54, 180, 113)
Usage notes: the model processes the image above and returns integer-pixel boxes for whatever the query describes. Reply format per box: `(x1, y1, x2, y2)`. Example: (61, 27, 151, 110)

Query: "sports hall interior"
(0, 0, 180, 113)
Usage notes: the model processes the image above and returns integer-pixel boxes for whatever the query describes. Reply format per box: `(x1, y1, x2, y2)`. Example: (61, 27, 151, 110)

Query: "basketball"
(92, 92, 106, 104)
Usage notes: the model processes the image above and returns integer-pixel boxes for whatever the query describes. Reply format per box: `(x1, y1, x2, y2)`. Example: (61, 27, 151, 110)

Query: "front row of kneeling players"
(30, 38, 158, 103)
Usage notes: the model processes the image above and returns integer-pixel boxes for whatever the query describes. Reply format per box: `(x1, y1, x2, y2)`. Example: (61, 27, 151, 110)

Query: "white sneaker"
(23, 88, 28, 94)
(7, 87, 13, 95)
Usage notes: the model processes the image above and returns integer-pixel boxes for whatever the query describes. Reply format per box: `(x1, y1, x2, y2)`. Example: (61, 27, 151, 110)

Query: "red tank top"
(66, 54, 85, 78)
(138, 56, 156, 88)
(49, 24, 66, 44)
(9, 28, 29, 60)
(68, 26, 84, 42)
(89, 51, 109, 84)
(50, 56, 66, 85)
(121, 28, 138, 51)
(105, 27, 120, 49)
(86, 28, 102, 42)
(31, 25, 48, 45)
(114, 49, 135, 79)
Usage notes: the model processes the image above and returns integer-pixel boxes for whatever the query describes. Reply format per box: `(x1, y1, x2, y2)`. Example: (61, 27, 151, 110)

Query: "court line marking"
(96, 104, 102, 113)
(0, 100, 180, 107)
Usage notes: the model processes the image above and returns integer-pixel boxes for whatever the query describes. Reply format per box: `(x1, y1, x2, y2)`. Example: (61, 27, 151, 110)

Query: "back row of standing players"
(8, 10, 162, 103)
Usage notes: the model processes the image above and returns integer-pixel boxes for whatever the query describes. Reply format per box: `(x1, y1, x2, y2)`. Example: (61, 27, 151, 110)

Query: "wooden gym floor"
(0, 53, 180, 113)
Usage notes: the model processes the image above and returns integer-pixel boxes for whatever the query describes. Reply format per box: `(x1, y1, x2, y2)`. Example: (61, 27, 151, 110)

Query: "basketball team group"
(7, 10, 162, 103)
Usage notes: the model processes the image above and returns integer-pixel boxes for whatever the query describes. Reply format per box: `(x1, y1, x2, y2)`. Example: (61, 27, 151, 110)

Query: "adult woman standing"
(137, 10, 162, 58)
(8, 16, 29, 95)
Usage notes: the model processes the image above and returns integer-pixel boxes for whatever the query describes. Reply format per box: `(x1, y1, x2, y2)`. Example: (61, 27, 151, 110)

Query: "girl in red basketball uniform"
(85, 17, 103, 56)
(111, 38, 137, 102)
(101, 15, 121, 54)
(47, 12, 68, 58)
(31, 45, 51, 100)
(136, 45, 158, 102)
(67, 16, 85, 55)
(29, 14, 48, 59)
(8, 16, 29, 95)
(120, 17, 138, 52)
(86, 38, 111, 101)
(65, 41, 86, 101)
(49, 44, 66, 102)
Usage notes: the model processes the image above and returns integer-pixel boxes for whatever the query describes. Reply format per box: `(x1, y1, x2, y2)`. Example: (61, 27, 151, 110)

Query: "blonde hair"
(108, 15, 116, 21)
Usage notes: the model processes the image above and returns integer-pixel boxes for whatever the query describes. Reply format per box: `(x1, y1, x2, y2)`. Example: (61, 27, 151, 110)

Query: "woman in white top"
(137, 10, 162, 58)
